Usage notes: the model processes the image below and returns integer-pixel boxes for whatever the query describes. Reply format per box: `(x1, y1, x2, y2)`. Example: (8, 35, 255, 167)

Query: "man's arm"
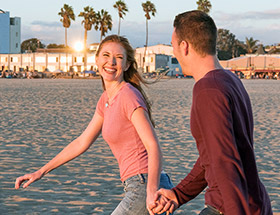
(172, 157, 207, 206)
(194, 88, 251, 214)
(151, 157, 207, 214)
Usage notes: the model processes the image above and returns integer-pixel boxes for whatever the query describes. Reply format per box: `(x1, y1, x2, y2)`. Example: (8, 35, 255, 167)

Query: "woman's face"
(96, 42, 130, 84)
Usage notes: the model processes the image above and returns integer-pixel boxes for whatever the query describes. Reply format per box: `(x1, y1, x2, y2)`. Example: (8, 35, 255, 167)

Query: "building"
(0, 43, 183, 77)
(220, 54, 280, 79)
(0, 10, 21, 54)
(0, 51, 98, 73)
(135, 44, 182, 75)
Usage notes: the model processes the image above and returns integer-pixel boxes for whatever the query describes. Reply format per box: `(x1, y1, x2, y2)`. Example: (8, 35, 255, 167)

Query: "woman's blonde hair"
(96, 35, 154, 126)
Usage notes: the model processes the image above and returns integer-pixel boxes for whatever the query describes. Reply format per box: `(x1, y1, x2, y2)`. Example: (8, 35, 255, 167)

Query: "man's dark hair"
(173, 10, 217, 56)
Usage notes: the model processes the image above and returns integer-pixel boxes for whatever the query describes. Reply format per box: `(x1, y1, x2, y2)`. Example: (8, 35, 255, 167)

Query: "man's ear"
(180, 40, 189, 56)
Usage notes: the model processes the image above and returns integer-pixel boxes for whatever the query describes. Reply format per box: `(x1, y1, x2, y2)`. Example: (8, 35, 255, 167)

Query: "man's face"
(171, 29, 181, 61)
(171, 28, 190, 76)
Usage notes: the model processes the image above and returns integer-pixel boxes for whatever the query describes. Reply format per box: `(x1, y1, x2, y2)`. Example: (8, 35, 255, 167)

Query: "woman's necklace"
(105, 82, 125, 108)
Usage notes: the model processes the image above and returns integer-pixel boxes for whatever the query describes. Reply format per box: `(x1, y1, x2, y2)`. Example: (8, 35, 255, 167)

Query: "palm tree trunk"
(118, 16, 121, 35)
(84, 29, 87, 76)
(65, 27, 68, 48)
(100, 24, 103, 41)
(143, 19, 148, 72)
(65, 27, 68, 73)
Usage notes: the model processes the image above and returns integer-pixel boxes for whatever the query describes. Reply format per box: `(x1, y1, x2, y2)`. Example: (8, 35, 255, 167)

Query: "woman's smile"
(96, 42, 129, 84)
(104, 67, 117, 73)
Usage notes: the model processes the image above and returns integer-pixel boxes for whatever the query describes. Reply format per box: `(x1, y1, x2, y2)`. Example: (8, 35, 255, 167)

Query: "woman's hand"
(151, 188, 179, 214)
(15, 170, 44, 189)
(146, 188, 158, 215)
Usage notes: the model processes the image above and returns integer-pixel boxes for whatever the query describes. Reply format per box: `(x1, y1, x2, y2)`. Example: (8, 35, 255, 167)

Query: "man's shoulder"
(195, 69, 238, 91)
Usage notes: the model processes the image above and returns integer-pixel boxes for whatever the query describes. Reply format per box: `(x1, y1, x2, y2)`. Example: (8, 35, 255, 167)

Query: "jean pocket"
(159, 173, 174, 189)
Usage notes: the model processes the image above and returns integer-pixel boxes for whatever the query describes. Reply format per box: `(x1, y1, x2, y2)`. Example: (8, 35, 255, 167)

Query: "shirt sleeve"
(193, 88, 251, 214)
(172, 157, 207, 206)
(122, 87, 148, 120)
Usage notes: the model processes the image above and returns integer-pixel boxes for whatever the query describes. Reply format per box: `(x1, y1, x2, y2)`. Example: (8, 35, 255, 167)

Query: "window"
(10, 18, 15, 25)
(35, 57, 45, 63)
(23, 57, 31, 63)
(76, 57, 83, 63)
(88, 56, 95, 63)
(171, 57, 178, 64)
(48, 57, 57, 63)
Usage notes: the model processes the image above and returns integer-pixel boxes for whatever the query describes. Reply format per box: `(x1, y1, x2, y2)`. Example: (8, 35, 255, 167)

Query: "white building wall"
(0, 52, 98, 72)
(136, 44, 174, 72)
(0, 11, 10, 54)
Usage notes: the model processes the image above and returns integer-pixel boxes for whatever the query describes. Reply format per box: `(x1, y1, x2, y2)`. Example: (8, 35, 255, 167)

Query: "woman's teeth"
(104, 68, 116, 73)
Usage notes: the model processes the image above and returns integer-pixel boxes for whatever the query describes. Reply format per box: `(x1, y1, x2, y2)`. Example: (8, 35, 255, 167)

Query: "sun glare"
(74, 41, 84, 52)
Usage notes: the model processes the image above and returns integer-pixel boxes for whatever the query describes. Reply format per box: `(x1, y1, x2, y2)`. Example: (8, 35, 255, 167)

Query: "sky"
(1, 0, 280, 48)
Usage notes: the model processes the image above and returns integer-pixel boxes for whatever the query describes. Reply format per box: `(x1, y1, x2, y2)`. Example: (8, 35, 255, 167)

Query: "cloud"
(108, 20, 173, 48)
(31, 20, 61, 27)
(20, 8, 280, 48)
(213, 8, 280, 45)
(214, 8, 280, 22)
(22, 21, 84, 46)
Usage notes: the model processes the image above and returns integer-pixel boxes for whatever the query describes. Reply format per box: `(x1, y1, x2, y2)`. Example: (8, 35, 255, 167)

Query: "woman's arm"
(15, 111, 103, 189)
(131, 107, 162, 213)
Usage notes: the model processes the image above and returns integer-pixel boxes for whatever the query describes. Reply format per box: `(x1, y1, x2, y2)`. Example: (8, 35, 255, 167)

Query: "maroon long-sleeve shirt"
(172, 69, 272, 214)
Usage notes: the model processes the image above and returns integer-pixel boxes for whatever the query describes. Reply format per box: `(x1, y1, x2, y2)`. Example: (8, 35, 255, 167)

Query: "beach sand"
(0, 79, 279, 214)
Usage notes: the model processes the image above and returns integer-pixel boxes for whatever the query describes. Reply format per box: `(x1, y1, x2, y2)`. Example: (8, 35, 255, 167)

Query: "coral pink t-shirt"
(96, 83, 149, 182)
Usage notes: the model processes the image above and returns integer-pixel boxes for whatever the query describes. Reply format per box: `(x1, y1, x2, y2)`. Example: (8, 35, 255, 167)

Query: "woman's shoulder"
(121, 82, 142, 97)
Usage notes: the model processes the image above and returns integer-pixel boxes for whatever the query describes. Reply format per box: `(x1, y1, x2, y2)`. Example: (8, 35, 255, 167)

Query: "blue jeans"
(199, 205, 223, 215)
(111, 173, 174, 215)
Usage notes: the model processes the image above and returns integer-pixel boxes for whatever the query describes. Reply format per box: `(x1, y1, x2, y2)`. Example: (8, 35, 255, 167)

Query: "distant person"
(150, 10, 272, 215)
(15, 35, 173, 215)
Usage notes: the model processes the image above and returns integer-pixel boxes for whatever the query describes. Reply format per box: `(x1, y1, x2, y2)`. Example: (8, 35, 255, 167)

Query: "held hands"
(148, 188, 179, 215)
(15, 170, 43, 189)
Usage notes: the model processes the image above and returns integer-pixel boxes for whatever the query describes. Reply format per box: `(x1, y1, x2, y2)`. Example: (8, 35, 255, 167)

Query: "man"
(151, 10, 272, 215)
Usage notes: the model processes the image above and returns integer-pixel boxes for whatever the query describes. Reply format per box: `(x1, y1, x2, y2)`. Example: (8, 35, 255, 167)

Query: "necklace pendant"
(105, 102, 109, 108)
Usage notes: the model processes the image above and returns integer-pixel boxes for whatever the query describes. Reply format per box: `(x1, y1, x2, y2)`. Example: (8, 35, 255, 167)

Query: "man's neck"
(191, 55, 223, 82)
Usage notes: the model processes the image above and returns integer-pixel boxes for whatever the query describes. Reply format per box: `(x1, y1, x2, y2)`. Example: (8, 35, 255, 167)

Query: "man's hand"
(150, 188, 179, 214)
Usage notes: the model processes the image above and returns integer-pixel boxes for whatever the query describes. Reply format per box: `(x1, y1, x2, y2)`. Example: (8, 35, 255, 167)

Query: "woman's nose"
(108, 57, 116, 65)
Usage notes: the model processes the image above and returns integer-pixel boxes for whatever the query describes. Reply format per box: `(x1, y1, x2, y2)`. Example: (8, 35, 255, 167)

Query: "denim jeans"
(111, 173, 174, 215)
(199, 205, 223, 215)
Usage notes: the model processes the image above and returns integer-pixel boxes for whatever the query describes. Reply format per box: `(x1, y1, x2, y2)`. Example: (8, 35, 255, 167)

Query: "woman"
(15, 35, 173, 215)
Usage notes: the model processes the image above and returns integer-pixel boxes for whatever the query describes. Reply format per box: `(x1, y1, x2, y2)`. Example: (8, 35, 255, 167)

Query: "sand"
(0, 78, 279, 214)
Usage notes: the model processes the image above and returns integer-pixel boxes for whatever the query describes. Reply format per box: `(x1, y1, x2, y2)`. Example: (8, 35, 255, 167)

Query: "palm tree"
(79, 6, 96, 71)
(113, 0, 128, 35)
(58, 4, 75, 72)
(244, 37, 259, 54)
(196, 0, 212, 14)
(95, 9, 113, 41)
(142, 1, 156, 66)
